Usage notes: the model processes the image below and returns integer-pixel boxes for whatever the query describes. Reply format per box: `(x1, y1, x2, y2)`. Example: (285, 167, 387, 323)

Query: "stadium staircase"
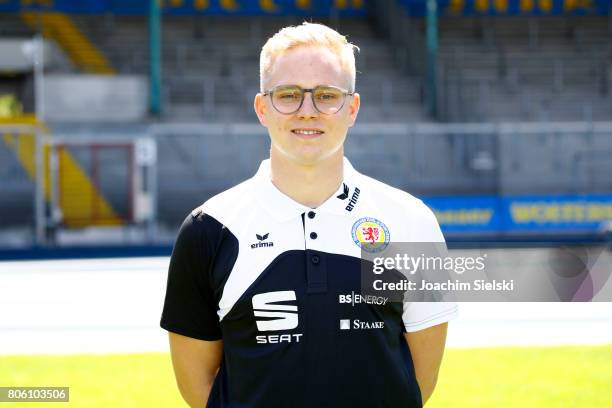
(20, 12, 115, 74)
(0, 115, 122, 227)
(0, 12, 120, 226)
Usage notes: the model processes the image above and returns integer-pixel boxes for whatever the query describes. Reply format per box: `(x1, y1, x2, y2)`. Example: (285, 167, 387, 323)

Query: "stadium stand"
(65, 14, 428, 122)
(0, 1, 611, 243)
(436, 16, 612, 121)
(2, 9, 609, 123)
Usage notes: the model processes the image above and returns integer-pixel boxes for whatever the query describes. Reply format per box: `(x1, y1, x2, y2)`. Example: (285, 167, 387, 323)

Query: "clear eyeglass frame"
(262, 84, 355, 115)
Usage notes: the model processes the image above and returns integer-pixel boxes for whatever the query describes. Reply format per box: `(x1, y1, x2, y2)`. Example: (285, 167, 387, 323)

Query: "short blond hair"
(259, 22, 359, 92)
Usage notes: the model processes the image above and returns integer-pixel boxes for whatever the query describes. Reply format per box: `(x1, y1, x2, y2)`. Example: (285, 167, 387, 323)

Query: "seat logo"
(252, 291, 298, 331)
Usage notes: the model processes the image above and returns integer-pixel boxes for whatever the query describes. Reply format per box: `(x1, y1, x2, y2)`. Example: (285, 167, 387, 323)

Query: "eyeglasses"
(263, 85, 354, 115)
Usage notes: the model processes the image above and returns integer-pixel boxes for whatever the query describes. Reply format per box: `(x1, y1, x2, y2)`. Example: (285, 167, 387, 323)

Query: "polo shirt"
(160, 157, 458, 408)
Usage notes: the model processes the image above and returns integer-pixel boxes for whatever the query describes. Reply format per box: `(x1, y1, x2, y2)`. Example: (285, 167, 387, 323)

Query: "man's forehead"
(265, 46, 350, 89)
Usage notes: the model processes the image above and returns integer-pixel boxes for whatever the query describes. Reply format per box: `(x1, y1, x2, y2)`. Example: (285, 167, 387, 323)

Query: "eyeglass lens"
(271, 86, 346, 114)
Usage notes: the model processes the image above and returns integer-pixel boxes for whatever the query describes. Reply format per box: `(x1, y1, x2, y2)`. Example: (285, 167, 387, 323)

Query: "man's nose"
(297, 91, 319, 118)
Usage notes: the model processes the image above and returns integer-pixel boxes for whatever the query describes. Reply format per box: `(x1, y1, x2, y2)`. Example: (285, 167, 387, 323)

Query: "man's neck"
(269, 150, 344, 209)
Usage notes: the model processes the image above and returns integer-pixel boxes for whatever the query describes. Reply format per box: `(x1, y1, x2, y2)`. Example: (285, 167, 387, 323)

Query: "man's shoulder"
(356, 172, 430, 215)
(171, 180, 249, 260)
(355, 171, 442, 241)
(189, 176, 256, 225)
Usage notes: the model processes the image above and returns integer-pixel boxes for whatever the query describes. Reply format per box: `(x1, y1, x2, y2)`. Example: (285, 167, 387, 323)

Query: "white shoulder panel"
(353, 173, 445, 243)
(195, 178, 306, 322)
(195, 178, 255, 234)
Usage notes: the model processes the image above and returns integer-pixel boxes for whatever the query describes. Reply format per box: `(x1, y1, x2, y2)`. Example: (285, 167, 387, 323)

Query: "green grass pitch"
(1, 345, 611, 407)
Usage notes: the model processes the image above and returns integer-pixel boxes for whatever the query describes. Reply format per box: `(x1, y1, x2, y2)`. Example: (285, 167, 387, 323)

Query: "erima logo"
(345, 187, 360, 212)
(251, 233, 274, 249)
(339, 292, 388, 306)
(336, 183, 360, 212)
(253, 291, 303, 344)
(336, 183, 349, 200)
(339, 319, 385, 330)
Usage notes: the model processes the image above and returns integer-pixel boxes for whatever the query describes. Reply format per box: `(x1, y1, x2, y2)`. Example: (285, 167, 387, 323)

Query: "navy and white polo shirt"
(161, 158, 457, 408)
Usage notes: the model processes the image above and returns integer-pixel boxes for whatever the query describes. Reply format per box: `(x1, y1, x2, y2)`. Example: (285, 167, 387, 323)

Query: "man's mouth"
(291, 129, 324, 136)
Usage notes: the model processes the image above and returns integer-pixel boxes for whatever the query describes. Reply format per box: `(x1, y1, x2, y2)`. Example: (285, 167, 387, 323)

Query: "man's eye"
(278, 93, 298, 100)
(317, 93, 339, 101)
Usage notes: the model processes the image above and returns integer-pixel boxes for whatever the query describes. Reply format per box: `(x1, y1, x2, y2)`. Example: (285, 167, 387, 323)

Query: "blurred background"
(0, 0, 610, 250)
(0, 2, 611, 407)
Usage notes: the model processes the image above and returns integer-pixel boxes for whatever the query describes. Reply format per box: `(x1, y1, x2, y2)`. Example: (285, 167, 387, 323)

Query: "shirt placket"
(303, 209, 328, 294)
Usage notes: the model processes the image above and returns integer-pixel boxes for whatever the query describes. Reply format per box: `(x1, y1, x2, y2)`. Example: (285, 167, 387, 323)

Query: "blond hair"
(259, 22, 359, 92)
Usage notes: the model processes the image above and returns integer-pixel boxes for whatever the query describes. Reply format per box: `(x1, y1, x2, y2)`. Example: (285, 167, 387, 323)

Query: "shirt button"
(310, 232, 318, 240)
(307, 211, 316, 219)
(311, 255, 320, 264)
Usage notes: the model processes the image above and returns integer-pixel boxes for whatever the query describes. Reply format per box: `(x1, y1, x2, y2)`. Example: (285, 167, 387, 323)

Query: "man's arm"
(169, 332, 223, 408)
(403, 322, 448, 405)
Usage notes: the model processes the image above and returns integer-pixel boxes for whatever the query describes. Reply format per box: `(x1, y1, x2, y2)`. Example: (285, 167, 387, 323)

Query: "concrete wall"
(42, 75, 147, 122)
(2, 123, 611, 229)
(0, 38, 70, 72)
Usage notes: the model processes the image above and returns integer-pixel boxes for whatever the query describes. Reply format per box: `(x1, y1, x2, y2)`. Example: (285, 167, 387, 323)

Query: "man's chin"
(272, 143, 342, 166)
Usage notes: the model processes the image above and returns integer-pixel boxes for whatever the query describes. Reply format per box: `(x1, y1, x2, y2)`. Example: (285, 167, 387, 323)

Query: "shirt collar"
(253, 157, 359, 222)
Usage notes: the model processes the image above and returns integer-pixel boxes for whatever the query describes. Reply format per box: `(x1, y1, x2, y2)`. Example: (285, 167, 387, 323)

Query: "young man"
(161, 23, 457, 408)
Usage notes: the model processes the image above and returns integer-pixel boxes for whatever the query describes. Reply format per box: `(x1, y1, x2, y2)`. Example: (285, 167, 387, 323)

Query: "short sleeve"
(402, 302, 458, 332)
(416, 201, 446, 243)
(402, 201, 458, 332)
(160, 213, 222, 341)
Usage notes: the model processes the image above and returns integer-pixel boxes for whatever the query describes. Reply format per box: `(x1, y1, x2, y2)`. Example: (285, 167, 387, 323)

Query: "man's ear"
(254, 93, 268, 128)
(347, 92, 360, 127)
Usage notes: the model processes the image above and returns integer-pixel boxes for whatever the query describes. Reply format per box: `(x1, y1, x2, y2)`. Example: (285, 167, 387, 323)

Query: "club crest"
(351, 217, 390, 253)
